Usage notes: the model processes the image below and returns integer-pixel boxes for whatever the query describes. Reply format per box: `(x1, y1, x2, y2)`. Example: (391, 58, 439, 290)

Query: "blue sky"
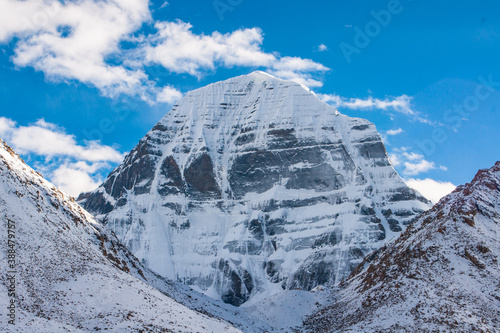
(0, 0, 499, 202)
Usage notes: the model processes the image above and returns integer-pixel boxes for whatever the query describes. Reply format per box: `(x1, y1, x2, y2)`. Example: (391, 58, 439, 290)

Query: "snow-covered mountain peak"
(79, 73, 430, 305)
(168, 70, 329, 135)
(247, 70, 282, 80)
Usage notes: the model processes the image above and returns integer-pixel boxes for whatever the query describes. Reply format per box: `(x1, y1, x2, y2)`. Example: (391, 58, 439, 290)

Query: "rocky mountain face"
(0, 140, 241, 332)
(304, 161, 500, 332)
(79, 71, 430, 306)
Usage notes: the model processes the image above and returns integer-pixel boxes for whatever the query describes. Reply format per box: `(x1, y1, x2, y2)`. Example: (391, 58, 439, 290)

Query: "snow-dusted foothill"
(0, 140, 241, 332)
(304, 161, 500, 332)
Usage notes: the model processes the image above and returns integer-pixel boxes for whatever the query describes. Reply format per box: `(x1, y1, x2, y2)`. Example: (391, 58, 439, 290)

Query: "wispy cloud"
(156, 86, 183, 104)
(318, 93, 433, 124)
(386, 128, 403, 136)
(382, 128, 404, 144)
(388, 146, 454, 202)
(402, 151, 423, 161)
(317, 44, 328, 51)
(267, 57, 329, 87)
(388, 147, 448, 176)
(319, 94, 416, 115)
(403, 159, 436, 176)
(389, 153, 402, 167)
(4, 119, 123, 162)
(0, 117, 123, 196)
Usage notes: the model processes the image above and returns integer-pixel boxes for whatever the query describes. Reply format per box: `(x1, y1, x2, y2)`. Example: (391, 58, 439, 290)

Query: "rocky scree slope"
(304, 161, 500, 332)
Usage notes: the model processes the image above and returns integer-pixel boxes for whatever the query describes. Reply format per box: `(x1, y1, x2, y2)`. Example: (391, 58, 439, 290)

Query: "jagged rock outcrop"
(304, 161, 500, 332)
(79, 71, 430, 305)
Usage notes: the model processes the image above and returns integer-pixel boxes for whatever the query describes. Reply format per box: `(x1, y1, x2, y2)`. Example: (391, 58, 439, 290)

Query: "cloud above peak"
(0, 1, 328, 103)
(142, 22, 275, 76)
(141, 21, 329, 87)
(318, 93, 433, 124)
(267, 57, 329, 87)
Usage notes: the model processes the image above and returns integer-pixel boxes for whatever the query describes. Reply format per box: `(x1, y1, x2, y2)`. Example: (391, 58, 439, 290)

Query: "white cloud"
(0, 117, 16, 136)
(388, 147, 448, 176)
(386, 128, 403, 136)
(0, 0, 159, 101)
(51, 162, 106, 196)
(403, 151, 423, 161)
(141, 21, 328, 88)
(270, 56, 328, 73)
(0, 116, 123, 196)
(382, 128, 404, 144)
(266, 69, 325, 88)
(5, 119, 123, 162)
(405, 178, 456, 204)
(319, 94, 416, 115)
(318, 44, 327, 51)
(267, 56, 329, 88)
(403, 159, 436, 176)
(156, 85, 183, 104)
(389, 154, 402, 167)
(1, 2, 328, 102)
(142, 22, 275, 76)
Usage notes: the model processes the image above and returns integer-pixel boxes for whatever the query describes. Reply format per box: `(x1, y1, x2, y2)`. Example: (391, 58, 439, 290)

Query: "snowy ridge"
(0, 139, 241, 332)
(304, 161, 500, 332)
(80, 71, 430, 305)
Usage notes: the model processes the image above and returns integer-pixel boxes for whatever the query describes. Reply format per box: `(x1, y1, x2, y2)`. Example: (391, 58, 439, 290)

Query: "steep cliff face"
(304, 161, 500, 332)
(0, 140, 240, 332)
(79, 71, 430, 305)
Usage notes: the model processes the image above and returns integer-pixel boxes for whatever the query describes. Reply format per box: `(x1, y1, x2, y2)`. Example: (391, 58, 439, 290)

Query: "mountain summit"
(79, 71, 430, 305)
